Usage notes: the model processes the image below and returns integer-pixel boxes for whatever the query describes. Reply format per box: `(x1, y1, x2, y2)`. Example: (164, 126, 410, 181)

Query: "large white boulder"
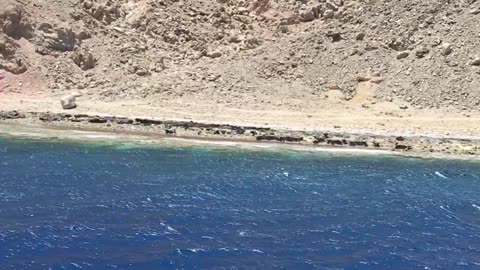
(60, 94, 76, 109)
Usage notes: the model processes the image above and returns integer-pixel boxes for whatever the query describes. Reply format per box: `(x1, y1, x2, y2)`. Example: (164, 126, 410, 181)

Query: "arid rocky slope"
(1, 0, 480, 112)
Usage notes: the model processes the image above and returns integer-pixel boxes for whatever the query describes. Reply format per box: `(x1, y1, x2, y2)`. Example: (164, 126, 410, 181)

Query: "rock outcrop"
(2, 110, 480, 156)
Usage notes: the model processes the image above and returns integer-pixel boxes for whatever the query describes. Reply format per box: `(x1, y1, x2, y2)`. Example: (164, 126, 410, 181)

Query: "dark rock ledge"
(1, 110, 479, 156)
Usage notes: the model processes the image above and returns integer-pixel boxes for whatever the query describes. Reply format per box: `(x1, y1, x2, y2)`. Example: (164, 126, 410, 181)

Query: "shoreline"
(0, 121, 398, 156)
(1, 110, 480, 160)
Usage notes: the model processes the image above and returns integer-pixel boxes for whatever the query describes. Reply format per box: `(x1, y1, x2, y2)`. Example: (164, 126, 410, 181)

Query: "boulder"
(71, 91, 82, 97)
(470, 57, 480, 66)
(243, 36, 262, 50)
(323, 10, 334, 19)
(279, 16, 299, 26)
(355, 32, 365, 41)
(299, 6, 321, 22)
(440, 43, 452, 56)
(0, 4, 33, 39)
(326, 32, 342, 42)
(415, 47, 430, 58)
(39, 26, 76, 52)
(71, 50, 96, 70)
(326, 1, 340, 11)
(206, 50, 222, 58)
(61, 95, 76, 109)
(299, 9, 316, 22)
(0, 57, 27, 74)
(388, 38, 408, 51)
(370, 77, 384, 84)
(396, 51, 409, 60)
(135, 68, 149, 76)
(0, 34, 28, 74)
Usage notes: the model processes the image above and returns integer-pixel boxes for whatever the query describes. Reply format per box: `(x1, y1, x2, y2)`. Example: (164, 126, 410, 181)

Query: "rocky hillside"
(1, 0, 480, 111)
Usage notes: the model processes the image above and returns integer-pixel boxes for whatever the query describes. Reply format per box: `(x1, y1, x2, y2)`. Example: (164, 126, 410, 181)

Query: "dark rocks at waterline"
(0, 110, 25, 119)
(327, 139, 347, 146)
(115, 118, 134, 125)
(256, 135, 304, 143)
(395, 144, 412, 151)
(134, 118, 164, 126)
(349, 141, 369, 147)
(88, 117, 108, 124)
(165, 129, 176, 135)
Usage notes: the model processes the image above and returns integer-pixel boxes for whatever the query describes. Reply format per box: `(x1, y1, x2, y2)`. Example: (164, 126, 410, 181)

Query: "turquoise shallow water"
(0, 138, 480, 269)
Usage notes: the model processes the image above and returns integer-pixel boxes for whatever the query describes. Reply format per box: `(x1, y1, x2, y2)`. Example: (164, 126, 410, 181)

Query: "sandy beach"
(1, 93, 479, 160)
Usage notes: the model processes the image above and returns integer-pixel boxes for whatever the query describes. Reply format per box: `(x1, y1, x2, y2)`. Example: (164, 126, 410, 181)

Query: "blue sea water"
(0, 138, 480, 270)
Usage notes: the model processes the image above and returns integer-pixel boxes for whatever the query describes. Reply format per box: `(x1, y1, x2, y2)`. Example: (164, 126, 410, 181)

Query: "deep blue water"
(1, 138, 480, 270)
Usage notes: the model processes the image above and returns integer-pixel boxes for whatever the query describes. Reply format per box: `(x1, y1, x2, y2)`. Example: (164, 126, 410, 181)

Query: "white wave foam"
(187, 248, 206, 253)
(435, 171, 448, 179)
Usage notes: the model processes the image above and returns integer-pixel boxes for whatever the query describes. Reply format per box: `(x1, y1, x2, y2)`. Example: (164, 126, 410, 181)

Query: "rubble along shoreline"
(1, 110, 479, 158)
